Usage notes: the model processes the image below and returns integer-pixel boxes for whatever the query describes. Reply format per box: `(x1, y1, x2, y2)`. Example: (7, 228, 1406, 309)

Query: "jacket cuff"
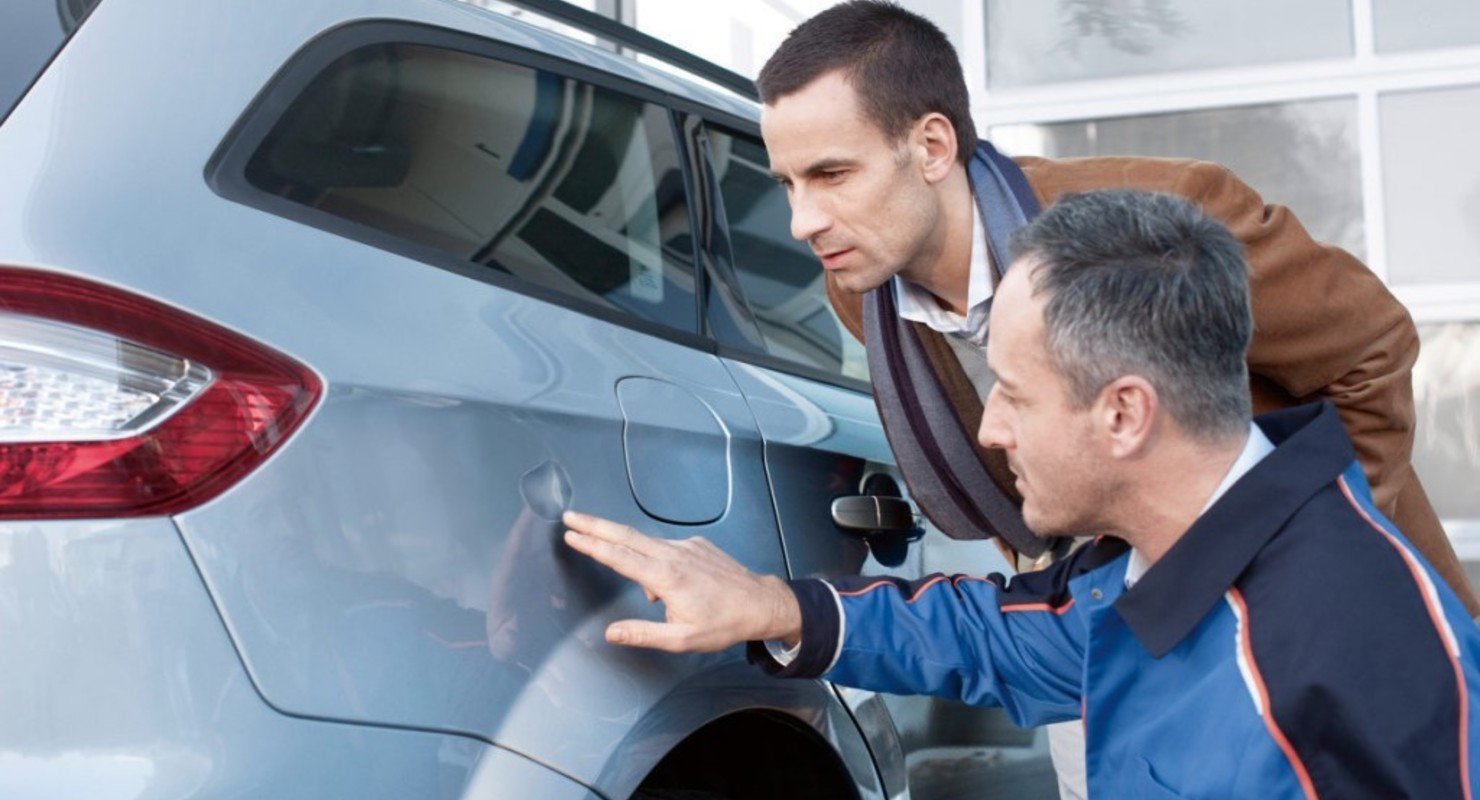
(747, 579, 842, 678)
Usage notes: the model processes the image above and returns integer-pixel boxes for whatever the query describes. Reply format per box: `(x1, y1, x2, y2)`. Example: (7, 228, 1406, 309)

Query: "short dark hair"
(757, 1, 977, 165)
(1011, 190, 1254, 440)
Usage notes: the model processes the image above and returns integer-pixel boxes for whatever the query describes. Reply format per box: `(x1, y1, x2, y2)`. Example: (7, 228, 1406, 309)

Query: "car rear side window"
(0, 0, 101, 123)
(705, 128, 869, 382)
(244, 43, 697, 333)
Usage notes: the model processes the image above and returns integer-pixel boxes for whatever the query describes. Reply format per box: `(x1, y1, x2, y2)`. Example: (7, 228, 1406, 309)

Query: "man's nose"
(977, 384, 1012, 451)
(789, 190, 832, 244)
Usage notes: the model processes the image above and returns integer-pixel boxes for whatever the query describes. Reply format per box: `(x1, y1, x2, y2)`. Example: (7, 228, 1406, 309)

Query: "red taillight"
(0, 267, 322, 518)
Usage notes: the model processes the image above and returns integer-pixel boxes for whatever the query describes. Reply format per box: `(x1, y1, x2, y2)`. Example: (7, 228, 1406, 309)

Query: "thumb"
(606, 619, 695, 652)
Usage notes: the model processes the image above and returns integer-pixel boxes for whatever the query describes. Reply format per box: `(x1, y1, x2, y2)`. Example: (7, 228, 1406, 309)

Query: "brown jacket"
(824, 155, 1479, 615)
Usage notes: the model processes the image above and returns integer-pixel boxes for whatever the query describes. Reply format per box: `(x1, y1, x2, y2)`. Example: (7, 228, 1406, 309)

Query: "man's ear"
(913, 113, 958, 184)
(1097, 375, 1159, 460)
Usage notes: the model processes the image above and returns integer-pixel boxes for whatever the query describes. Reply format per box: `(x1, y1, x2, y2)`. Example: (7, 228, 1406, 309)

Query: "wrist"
(761, 575, 803, 645)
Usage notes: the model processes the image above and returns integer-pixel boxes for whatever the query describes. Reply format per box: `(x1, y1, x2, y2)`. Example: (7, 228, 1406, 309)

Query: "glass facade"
(1380, 84, 1480, 286)
(980, 0, 1480, 565)
(985, 0, 1353, 87)
(1373, 0, 1480, 53)
(991, 99, 1364, 257)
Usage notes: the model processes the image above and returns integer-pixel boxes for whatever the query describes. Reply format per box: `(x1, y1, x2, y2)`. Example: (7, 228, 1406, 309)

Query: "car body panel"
(0, 518, 597, 800)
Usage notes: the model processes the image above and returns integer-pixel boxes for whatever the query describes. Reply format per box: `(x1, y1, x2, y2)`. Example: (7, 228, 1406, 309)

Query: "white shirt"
(1123, 423, 1277, 588)
(892, 207, 994, 347)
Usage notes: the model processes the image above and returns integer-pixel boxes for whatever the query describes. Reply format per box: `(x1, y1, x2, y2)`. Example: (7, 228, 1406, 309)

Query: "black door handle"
(831, 495, 917, 535)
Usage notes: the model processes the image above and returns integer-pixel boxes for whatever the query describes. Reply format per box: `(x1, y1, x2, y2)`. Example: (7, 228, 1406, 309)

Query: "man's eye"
(822, 170, 846, 183)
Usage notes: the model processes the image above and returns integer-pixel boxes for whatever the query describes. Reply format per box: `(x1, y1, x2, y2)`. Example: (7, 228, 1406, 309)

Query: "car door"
(696, 122, 1063, 800)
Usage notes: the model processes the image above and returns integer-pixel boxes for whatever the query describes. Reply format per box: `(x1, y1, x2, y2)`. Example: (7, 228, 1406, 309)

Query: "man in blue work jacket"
(564, 189, 1480, 797)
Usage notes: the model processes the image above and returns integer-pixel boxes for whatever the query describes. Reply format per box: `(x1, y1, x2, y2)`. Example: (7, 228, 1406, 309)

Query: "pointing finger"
(563, 511, 666, 557)
(564, 529, 665, 591)
(607, 620, 700, 652)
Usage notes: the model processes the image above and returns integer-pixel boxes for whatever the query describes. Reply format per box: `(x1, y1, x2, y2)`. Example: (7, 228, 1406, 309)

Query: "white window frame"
(970, 0, 1480, 325)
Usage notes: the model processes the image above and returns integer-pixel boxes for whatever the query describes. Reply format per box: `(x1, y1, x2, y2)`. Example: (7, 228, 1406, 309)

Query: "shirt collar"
(1123, 423, 1275, 588)
(1115, 403, 1356, 657)
(892, 208, 993, 342)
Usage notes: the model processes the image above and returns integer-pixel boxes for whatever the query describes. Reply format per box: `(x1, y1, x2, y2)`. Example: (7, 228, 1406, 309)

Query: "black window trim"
(673, 110, 772, 355)
(668, 109, 711, 339)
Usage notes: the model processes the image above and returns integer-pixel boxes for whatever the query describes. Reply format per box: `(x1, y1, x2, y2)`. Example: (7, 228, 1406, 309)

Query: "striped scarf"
(862, 140, 1053, 558)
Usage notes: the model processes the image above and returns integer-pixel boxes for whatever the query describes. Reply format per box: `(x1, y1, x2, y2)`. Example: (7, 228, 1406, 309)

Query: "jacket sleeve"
(749, 555, 1093, 729)
(1170, 163, 1477, 615)
(1173, 162, 1414, 510)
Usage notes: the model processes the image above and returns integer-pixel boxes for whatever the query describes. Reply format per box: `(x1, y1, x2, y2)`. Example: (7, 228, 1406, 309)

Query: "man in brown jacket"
(761, 0, 1471, 608)
(757, 2, 1476, 796)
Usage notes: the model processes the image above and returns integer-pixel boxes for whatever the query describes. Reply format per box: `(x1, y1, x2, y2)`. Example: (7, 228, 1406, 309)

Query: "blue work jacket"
(754, 404, 1480, 798)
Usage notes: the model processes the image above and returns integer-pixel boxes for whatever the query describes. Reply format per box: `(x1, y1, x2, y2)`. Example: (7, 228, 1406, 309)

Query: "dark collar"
(1114, 403, 1357, 657)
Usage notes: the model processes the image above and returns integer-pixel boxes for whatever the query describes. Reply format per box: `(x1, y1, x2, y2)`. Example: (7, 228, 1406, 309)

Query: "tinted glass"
(706, 129, 869, 382)
(246, 44, 697, 332)
(992, 98, 1365, 258)
(1380, 84, 1480, 286)
(1374, 0, 1480, 53)
(0, 0, 101, 121)
(985, 0, 1352, 88)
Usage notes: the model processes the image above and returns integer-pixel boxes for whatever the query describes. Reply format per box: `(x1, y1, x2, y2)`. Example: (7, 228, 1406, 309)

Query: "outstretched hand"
(562, 510, 801, 653)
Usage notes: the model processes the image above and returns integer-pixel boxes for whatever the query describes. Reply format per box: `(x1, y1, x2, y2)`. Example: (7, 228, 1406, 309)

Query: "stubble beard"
(832, 259, 896, 295)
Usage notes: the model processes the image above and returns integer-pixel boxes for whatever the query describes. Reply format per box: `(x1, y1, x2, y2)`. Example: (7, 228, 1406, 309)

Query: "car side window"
(705, 128, 869, 382)
(244, 43, 697, 333)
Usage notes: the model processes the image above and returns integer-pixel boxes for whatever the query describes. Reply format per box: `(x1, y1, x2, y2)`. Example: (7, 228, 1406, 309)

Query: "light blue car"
(0, 0, 1054, 797)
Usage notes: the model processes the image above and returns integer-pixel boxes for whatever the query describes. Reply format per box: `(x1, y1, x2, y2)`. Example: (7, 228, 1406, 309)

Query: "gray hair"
(1010, 189, 1254, 440)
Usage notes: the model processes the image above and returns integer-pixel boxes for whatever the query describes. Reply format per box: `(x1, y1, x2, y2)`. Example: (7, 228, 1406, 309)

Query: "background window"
(705, 129, 869, 382)
(1413, 322, 1480, 593)
(1374, 0, 1480, 53)
(246, 43, 697, 332)
(984, 0, 1352, 88)
(1379, 84, 1480, 286)
(991, 98, 1364, 257)
(1414, 322, 1480, 526)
